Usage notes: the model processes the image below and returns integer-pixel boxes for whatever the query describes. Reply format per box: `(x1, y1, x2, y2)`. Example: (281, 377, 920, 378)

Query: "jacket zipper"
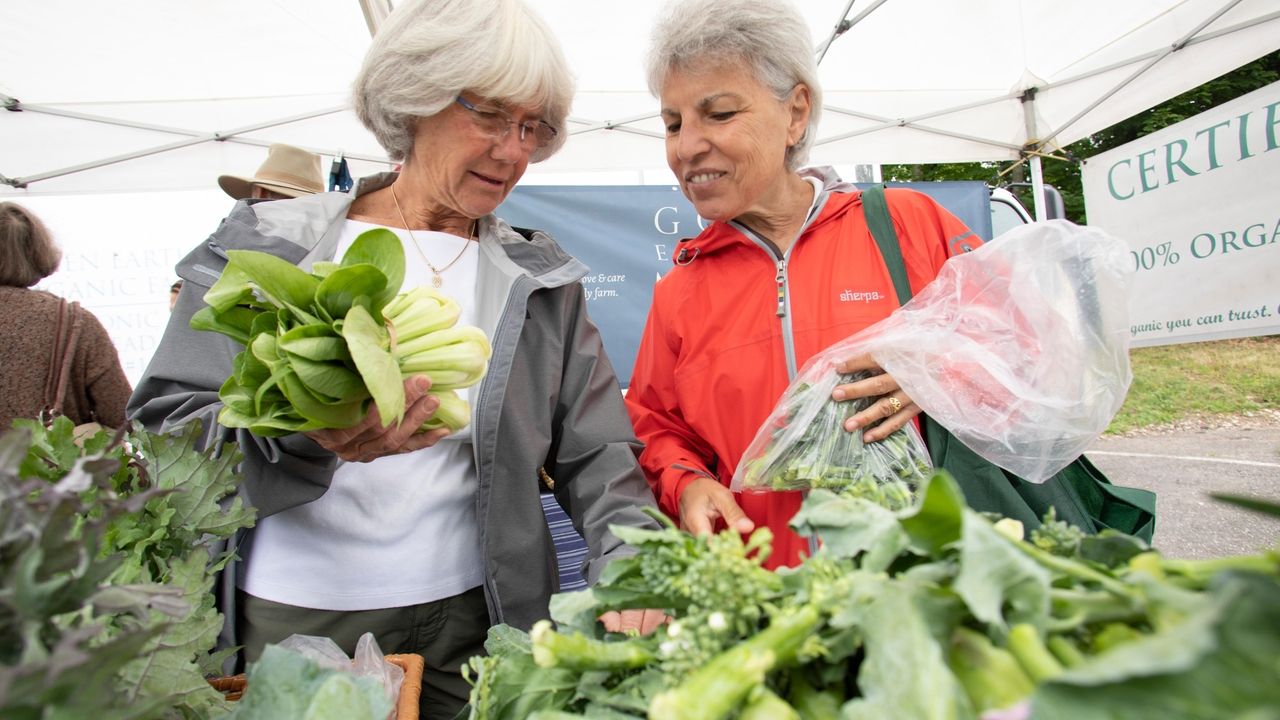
(774, 258, 787, 317)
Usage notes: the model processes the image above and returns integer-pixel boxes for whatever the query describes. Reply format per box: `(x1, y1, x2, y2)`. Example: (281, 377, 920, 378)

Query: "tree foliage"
(878, 52, 1280, 223)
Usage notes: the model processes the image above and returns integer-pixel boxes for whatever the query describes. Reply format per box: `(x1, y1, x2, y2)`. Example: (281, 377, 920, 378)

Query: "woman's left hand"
(598, 609, 668, 636)
(831, 352, 920, 442)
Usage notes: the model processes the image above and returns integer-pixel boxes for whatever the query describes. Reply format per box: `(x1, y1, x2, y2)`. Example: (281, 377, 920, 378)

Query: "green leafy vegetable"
(1, 418, 256, 719)
(229, 644, 392, 720)
(193, 229, 491, 435)
(463, 471, 1280, 720)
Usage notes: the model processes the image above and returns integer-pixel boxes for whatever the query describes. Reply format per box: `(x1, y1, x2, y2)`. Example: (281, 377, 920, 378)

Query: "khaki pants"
(238, 585, 489, 719)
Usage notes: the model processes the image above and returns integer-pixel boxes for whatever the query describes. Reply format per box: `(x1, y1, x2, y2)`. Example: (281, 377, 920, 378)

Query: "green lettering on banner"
(1228, 306, 1272, 322)
(1195, 119, 1232, 169)
(1190, 233, 1215, 259)
(1108, 159, 1134, 200)
(1130, 320, 1163, 337)
(1187, 217, 1280, 259)
(1220, 230, 1243, 253)
(1138, 150, 1159, 192)
(1266, 100, 1280, 151)
(1238, 112, 1254, 160)
(1242, 223, 1268, 248)
(1163, 139, 1198, 184)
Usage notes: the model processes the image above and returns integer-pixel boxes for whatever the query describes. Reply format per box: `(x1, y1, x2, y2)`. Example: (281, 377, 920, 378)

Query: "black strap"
(862, 184, 912, 306)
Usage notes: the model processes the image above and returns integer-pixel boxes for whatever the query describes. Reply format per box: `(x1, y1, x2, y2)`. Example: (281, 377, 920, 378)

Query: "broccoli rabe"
(1030, 507, 1086, 557)
(737, 370, 932, 494)
(467, 472, 1280, 720)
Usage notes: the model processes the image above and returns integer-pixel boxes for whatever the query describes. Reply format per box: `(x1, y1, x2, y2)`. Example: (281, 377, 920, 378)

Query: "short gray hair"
(646, 0, 822, 171)
(352, 0, 574, 163)
(0, 202, 61, 288)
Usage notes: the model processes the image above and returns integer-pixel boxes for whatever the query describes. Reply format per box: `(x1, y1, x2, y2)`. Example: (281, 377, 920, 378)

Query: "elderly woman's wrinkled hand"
(305, 375, 451, 463)
(831, 352, 921, 442)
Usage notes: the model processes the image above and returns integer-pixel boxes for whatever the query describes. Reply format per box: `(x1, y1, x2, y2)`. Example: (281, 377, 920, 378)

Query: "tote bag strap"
(861, 184, 912, 306)
(41, 299, 81, 422)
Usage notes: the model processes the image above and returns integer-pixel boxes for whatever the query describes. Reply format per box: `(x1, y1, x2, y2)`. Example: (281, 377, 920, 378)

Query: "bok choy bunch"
(190, 228, 491, 437)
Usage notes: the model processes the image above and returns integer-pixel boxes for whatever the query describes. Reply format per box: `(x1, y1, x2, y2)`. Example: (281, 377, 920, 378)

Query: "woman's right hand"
(304, 375, 450, 463)
(677, 476, 755, 536)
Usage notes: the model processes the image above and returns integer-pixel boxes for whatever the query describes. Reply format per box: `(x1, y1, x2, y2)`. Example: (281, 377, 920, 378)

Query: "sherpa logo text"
(839, 290, 883, 303)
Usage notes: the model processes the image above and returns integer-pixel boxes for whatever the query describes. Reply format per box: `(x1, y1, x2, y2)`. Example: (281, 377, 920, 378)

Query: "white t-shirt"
(240, 219, 485, 610)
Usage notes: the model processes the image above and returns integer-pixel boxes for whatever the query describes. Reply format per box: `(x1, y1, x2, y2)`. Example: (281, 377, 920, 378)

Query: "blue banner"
(499, 181, 993, 387)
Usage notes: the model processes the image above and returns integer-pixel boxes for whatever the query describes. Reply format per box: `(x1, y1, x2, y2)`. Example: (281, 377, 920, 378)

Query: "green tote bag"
(860, 184, 1156, 540)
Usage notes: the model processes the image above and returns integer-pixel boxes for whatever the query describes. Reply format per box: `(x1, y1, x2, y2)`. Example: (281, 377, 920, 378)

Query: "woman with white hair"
(626, 0, 984, 568)
(129, 0, 662, 713)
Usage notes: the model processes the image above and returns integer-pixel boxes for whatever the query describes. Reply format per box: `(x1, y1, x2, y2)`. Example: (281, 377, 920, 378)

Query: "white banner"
(24, 190, 232, 385)
(1082, 80, 1280, 347)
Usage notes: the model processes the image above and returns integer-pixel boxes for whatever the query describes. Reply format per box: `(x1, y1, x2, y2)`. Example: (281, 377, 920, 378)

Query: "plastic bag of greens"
(732, 368, 933, 497)
(278, 632, 404, 705)
(229, 635, 397, 720)
(733, 220, 1134, 491)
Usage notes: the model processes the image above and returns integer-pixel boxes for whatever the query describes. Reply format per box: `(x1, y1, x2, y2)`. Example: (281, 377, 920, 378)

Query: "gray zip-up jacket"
(128, 173, 660, 635)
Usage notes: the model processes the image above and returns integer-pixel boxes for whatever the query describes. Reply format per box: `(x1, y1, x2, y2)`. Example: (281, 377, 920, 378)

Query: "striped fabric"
(539, 493, 588, 591)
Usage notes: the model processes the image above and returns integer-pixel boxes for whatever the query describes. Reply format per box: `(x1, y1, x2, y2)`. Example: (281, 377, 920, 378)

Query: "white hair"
(352, 0, 574, 162)
(646, 0, 822, 171)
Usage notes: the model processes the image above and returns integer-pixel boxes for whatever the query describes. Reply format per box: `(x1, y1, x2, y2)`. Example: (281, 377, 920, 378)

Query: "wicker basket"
(209, 652, 425, 720)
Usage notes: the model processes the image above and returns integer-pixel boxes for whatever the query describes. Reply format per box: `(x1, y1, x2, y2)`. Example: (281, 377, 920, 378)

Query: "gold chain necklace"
(389, 184, 475, 289)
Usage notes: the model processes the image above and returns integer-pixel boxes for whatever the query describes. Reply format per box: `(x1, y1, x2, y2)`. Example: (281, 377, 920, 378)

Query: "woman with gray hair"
(129, 0, 662, 714)
(626, 0, 984, 568)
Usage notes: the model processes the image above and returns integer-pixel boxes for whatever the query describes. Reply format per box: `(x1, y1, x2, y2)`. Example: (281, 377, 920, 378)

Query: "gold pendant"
(432, 273, 443, 289)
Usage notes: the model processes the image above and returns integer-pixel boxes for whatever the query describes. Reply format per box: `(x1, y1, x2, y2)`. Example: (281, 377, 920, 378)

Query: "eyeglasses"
(454, 96, 558, 151)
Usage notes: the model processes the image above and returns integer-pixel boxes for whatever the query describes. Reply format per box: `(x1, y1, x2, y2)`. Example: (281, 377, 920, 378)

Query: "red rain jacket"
(625, 184, 982, 568)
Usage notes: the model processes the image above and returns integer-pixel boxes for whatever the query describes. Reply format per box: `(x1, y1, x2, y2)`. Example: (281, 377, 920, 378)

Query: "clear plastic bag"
(732, 220, 1133, 489)
(733, 368, 932, 499)
(278, 632, 405, 711)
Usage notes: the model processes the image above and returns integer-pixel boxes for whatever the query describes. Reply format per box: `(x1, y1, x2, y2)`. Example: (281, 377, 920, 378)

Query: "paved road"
(1085, 418, 1280, 559)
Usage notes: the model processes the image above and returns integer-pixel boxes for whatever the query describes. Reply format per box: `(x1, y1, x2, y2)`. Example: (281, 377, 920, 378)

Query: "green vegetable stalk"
(1045, 634, 1087, 668)
(739, 686, 800, 720)
(1006, 623, 1064, 683)
(648, 604, 822, 720)
(529, 620, 656, 672)
(786, 670, 842, 719)
(946, 626, 1036, 713)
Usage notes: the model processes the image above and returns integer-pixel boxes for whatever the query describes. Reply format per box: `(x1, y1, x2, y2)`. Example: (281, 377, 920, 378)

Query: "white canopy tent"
(3, 0, 1278, 384)
(3, 0, 1279, 217)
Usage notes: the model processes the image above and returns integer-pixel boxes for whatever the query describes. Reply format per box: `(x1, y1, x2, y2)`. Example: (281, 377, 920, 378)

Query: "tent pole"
(359, 0, 393, 36)
(1040, 1, 1259, 151)
(5, 105, 360, 187)
(1029, 156, 1046, 222)
(1021, 88, 1046, 221)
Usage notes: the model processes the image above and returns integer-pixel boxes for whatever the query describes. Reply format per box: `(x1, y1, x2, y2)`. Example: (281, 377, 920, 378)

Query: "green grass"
(1106, 335, 1280, 434)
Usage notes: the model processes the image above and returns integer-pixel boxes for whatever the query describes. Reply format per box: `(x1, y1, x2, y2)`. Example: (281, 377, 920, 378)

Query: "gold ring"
(887, 396, 902, 413)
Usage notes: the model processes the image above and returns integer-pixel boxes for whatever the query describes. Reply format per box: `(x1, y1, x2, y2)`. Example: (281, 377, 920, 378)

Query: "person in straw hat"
(217, 143, 325, 200)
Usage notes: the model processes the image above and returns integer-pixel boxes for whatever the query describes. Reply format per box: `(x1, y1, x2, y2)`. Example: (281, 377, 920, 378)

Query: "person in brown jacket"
(0, 201, 132, 431)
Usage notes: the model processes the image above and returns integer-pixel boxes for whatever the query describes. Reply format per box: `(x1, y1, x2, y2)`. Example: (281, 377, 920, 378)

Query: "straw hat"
(218, 143, 325, 200)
